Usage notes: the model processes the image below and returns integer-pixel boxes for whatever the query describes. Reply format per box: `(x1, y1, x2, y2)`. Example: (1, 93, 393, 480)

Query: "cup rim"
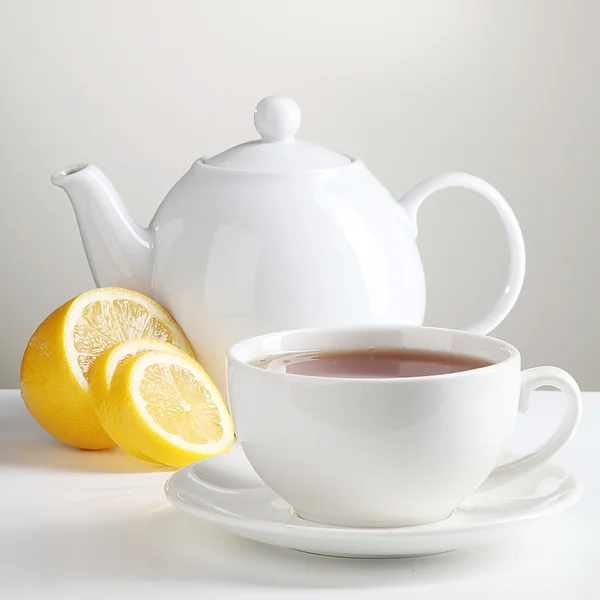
(227, 325, 519, 384)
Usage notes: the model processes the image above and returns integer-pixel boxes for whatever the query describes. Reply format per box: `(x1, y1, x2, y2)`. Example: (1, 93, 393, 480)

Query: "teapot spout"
(51, 164, 154, 294)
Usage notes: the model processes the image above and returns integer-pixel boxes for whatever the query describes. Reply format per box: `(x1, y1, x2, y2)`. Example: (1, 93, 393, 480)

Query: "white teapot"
(52, 96, 525, 393)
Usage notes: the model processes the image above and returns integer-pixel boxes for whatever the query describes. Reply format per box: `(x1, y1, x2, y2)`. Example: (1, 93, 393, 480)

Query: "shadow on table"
(0, 394, 167, 474)
(0, 499, 563, 590)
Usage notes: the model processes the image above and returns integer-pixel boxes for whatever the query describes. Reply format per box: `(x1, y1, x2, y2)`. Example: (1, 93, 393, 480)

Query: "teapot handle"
(398, 172, 525, 334)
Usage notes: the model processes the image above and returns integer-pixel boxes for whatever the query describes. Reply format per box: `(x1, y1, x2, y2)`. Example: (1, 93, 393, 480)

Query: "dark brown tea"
(252, 348, 493, 378)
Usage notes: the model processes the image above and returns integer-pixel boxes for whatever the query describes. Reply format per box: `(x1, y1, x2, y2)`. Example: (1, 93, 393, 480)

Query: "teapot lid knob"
(254, 96, 301, 142)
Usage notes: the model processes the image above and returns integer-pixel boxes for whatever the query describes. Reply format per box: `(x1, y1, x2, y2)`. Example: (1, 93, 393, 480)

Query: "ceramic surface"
(164, 447, 582, 559)
(227, 326, 582, 527)
(51, 96, 526, 393)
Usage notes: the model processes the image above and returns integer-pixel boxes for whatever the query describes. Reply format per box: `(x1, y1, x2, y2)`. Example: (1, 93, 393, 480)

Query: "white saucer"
(164, 447, 582, 558)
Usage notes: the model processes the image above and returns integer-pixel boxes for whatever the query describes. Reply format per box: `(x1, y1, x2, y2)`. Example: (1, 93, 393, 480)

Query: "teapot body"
(150, 160, 424, 392)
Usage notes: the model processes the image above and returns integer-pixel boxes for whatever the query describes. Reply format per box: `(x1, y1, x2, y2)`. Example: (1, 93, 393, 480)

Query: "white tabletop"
(0, 389, 596, 599)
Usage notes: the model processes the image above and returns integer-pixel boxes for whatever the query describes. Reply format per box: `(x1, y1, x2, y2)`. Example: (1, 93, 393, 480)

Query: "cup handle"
(480, 366, 582, 490)
(399, 172, 526, 334)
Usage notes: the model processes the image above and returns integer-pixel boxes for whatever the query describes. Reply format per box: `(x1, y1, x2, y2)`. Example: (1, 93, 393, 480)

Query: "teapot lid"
(204, 96, 351, 171)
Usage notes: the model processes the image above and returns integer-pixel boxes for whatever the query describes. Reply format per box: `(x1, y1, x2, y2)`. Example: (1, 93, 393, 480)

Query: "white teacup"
(227, 326, 582, 528)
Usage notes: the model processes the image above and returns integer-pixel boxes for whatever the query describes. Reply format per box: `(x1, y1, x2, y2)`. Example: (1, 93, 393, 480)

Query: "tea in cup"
(227, 326, 581, 528)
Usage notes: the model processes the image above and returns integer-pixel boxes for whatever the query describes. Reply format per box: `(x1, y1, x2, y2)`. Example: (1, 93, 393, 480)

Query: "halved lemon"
(90, 339, 192, 461)
(20, 287, 193, 450)
(103, 350, 234, 468)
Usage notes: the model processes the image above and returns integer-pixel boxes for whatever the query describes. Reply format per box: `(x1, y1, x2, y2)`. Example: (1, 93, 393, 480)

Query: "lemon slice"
(66, 287, 193, 388)
(102, 350, 234, 468)
(21, 287, 193, 449)
(90, 339, 191, 461)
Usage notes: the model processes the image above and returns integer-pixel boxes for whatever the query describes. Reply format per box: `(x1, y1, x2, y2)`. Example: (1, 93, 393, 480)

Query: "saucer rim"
(164, 454, 583, 539)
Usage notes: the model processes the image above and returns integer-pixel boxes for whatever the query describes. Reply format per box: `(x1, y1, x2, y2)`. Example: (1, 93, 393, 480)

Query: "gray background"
(1, 0, 598, 389)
